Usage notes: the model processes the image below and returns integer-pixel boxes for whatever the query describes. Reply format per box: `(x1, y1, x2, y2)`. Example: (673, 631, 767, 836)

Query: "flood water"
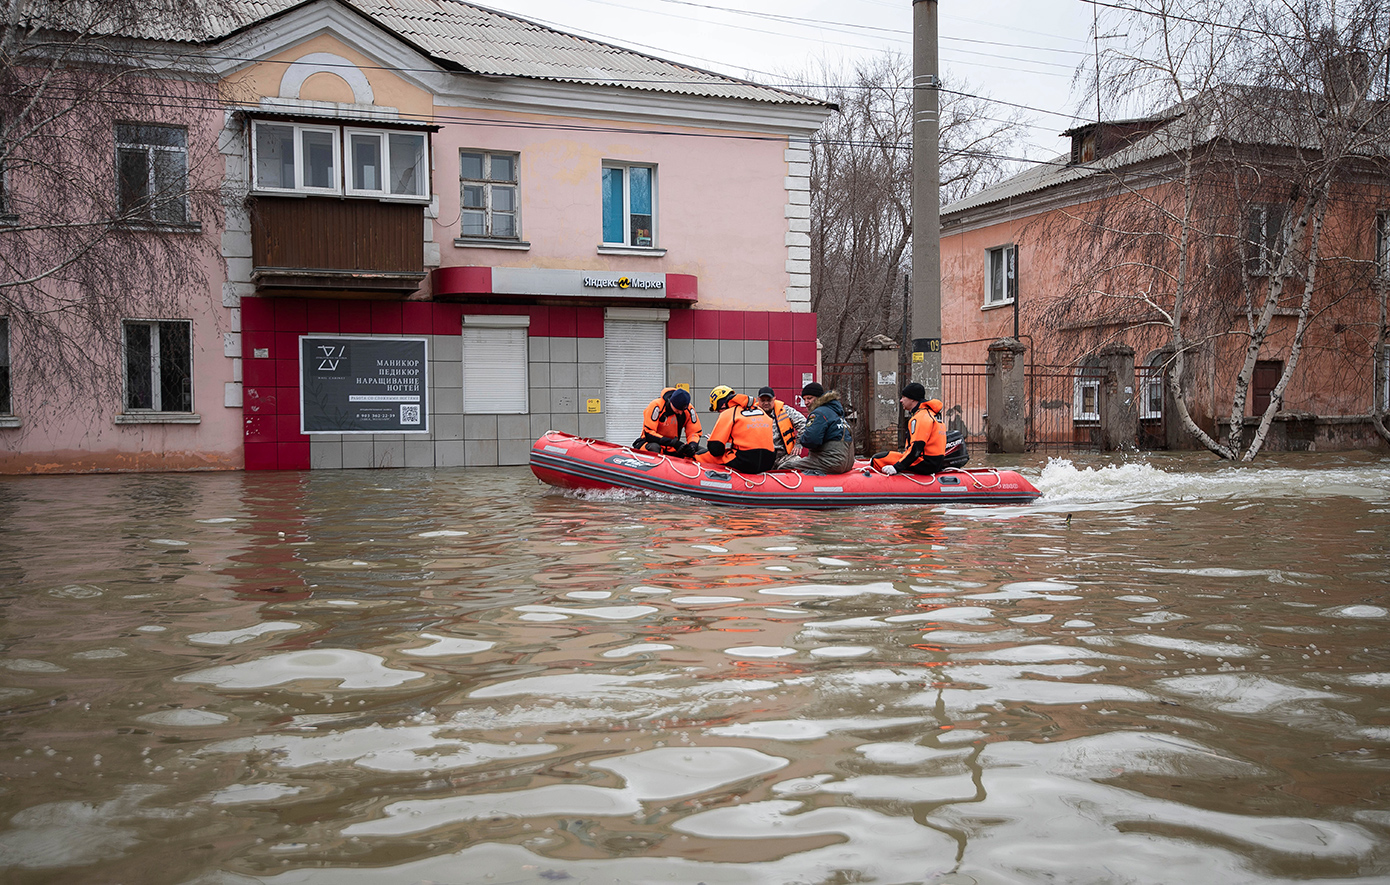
(0, 451, 1388, 884)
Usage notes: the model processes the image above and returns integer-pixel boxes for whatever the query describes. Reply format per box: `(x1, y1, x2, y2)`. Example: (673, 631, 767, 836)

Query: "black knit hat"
(900, 382, 926, 401)
(801, 382, 824, 398)
(667, 388, 691, 410)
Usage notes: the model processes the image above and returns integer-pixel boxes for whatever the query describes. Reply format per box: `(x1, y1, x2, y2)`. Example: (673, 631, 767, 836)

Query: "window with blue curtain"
(602, 163, 655, 246)
(602, 167, 624, 244)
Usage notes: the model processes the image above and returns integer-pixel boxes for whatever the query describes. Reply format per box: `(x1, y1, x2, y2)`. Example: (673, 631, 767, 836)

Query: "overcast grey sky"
(477, 0, 1102, 160)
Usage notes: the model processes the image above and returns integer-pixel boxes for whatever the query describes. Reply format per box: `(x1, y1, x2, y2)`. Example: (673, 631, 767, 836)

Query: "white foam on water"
(517, 612, 568, 621)
(1130, 611, 1187, 624)
(469, 673, 676, 699)
(400, 633, 494, 657)
(1156, 674, 1346, 714)
(1, 659, 66, 673)
(1122, 634, 1256, 658)
(0, 789, 152, 869)
(565, 591, 611, 599)
(1347, 673, 1390, 687)
(707, 716, 925, 742)
(601, 643, 675, 658)
(208, 783, 305, 805)
(760, 582, 905, 598)
(204, 723, 556, 772)
(1036, 457, 1390, 505)
(764, 546, 798, 552)
(818, 557, 852, 565)
(1115, 594, 1159, 602)
(196, 517, 237, 524)
(72, 649, 127, 660)
(187, 621, 302, 646)
(1063, 620, 1095, 628)
(627, 585, 672, 595)
(810, 646, 874, 658)
(513, 604, 659, 621)
(135, 625, 167, 633)
(1324, 605, 1388, 619)
(672, 595, 743, 604)
(1009, 614, 1054, 623)
(691, 544, 727, 553)
(856, 741, 957, 765)
(48, 585, 103, 599)
(592, 746, 789, 800)
(416, 530, 469, 538)
(725, 646, 797, 658)
(149, 539, 188, 547)
(887, 607, 994, 624)
(176, 649, 425, 690)
(137, 709, 231, 727)
(765, 565, 793, 572)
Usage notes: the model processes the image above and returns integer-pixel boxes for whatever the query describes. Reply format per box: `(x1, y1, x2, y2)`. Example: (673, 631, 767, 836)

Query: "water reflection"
(0, 453, 1387, 883)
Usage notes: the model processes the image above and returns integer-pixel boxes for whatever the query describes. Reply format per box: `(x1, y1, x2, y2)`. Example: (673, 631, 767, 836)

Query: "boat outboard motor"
(944, 430, 969, 469)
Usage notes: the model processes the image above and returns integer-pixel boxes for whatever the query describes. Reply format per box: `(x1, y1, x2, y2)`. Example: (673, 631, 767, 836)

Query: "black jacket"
(799, 392, 849, 449)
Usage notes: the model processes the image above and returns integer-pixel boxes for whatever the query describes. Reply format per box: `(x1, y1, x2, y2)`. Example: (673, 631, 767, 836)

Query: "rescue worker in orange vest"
(755, 386, 807, 467)
(633, 387, 702, 457)
(870, 382, 947, 475)
(696, 386, 778, 474)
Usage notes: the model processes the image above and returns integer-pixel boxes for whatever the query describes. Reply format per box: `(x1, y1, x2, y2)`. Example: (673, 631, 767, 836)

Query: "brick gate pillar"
(986, 338, 1027, 453)
(863, 335, 900, 454)
(1097, 343, 1137, 451)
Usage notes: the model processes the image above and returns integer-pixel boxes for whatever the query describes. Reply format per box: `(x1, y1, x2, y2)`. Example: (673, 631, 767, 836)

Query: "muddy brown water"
(0, 451, 1387, 884)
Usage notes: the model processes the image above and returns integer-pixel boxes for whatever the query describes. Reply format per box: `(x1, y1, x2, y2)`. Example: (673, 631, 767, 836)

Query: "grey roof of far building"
(125, 0, 822, 105)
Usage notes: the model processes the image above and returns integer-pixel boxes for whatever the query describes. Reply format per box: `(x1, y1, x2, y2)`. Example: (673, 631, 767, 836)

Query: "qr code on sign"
(399, 404, 422, 425)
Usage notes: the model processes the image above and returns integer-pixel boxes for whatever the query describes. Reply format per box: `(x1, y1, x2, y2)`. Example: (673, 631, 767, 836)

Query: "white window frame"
(462, 315, 529, 415)
(251, 121, 342, 196)
(1139, 352, 1166, 420)
(601, 162, 657, 248)
(459, 150, 520, 240)
(1074, 359, 1101, 422)
(344, 127, 429, 199)
(985, 244, 1016, 306)
(121, 319, 193, 415)
(1247, 203, 1287, 277)
(1380, 347, 1390, 413)
(115, 122, 189, 225)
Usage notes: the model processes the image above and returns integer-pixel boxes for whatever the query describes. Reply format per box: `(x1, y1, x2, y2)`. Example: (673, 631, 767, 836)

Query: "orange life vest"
(641, 388, 702, 443)
(872, 402, 945, 471)
(767, 400, 798, 453)
(698, 395, 776, 465)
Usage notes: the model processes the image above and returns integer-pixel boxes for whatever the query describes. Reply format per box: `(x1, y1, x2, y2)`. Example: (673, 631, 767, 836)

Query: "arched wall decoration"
(279, 52, 374, 104)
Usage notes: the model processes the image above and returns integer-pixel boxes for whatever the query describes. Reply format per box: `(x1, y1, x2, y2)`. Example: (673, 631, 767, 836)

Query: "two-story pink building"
(0, 0, 830, 473)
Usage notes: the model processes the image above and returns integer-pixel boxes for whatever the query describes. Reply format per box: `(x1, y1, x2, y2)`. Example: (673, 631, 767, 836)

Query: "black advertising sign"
(300, 336, 429, 434)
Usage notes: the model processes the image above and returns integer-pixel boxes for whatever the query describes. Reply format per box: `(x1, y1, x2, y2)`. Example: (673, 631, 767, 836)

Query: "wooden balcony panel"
(251, 196, 426, 295)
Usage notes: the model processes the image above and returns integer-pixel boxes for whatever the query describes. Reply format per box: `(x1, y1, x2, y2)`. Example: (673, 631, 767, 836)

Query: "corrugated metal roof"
(95, 0, 822, 105)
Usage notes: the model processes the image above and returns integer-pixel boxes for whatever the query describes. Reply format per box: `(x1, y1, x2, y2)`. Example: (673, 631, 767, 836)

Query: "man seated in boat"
(696, 386, 778, 474)
(755, 386, 806, 467)
(633, 387, 702, 457)
(870, 383, 947, 476)
(780, 382, 856, 474)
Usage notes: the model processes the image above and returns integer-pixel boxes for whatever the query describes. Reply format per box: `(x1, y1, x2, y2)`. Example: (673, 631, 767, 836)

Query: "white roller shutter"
(462, 317, 528, 414)
(604, 317, 666, 444)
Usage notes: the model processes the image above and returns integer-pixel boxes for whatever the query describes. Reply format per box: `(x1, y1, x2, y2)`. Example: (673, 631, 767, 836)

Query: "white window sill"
(454, 237, 531, 251)
(597, 245, 667, 257)
(115, 412, 202, 425)
(0, 416, 19, 428)
(981, 299, 1015, 311)
(251, 189, 429, 204)
(115, 220, 203, 234)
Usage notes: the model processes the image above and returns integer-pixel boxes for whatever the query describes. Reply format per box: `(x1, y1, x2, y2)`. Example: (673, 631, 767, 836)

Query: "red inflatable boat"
(529, 432, 1042, 509)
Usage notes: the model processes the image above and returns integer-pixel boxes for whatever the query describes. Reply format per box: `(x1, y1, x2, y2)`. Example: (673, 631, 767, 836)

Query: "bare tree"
(805, 54, 1022, 369)
(1032, 0, 1390, 459)
(0, 0, 223, 419)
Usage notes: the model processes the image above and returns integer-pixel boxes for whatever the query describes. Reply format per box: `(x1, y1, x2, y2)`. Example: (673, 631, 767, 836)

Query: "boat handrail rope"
(747, 470, 804, 490)
(948, 467, 1003, 490)
(662, 454, 704, 479)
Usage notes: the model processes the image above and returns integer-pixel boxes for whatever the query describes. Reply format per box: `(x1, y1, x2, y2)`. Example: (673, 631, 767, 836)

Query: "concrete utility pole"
(910, 0, 942, 398)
